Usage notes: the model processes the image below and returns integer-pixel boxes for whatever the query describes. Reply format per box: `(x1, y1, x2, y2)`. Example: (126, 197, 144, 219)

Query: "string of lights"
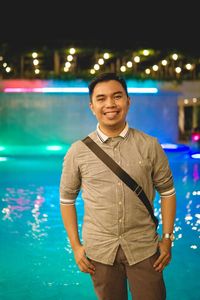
(0, 45, 200, 81)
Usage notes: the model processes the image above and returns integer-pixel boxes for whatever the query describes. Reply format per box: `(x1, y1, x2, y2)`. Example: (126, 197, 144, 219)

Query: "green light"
(0, 146, 5, 151)
(46, 145, 63, 151)
(0, 157, 7, 161)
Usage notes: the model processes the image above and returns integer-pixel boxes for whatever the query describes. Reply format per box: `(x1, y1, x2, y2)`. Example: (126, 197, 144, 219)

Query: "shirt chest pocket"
(127, 158, 153, 181)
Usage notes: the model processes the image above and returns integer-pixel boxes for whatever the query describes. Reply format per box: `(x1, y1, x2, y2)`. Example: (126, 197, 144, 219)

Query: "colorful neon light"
(3, 87, 158, 94)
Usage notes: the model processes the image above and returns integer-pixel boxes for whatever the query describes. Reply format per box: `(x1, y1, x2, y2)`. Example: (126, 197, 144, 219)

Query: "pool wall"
(0, 80, 183, 146)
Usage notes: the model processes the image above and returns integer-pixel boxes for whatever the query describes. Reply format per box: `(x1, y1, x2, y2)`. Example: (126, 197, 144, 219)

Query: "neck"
(99, 122, 126, 137)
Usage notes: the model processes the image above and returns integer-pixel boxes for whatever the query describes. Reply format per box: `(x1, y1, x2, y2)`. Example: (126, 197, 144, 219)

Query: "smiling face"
(89, 80, 130, 137)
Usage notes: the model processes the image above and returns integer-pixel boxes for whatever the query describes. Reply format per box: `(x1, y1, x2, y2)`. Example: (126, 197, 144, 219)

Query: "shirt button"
(117, 181, 121, 186)
(119, 201, 122, 205)
(119, 219, 122, 223)
(119, 235, 122, 238)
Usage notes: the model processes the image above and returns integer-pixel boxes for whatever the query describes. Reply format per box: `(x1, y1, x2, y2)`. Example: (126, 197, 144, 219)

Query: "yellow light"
(120, 66, 126, 72)
(65, 62, 71, 68)
(161, 60, 168, 66)
(126, 61, 133, 68)
(94, 64, 100, 70)
(69, 48, 76, 54)
(185, 63, 193, 70)
(98, 58, 104, 65)
(6, 67, 11, 73)
(103, 53, 110, 59)
(64, 67, 70, 72)
(172, 53, 178, 60)
(32, 52, 38, 58)
(90, 69, 95, 74)
(145, 68, 151, 74)
(33, 59, 39, 66)
(143, 49, 150, 56)
(67, 55, 73, 62)
(35, 69, 40, 74)
(175, 67, 181, 74)
(152, 65, 159, 71)
(134, 56, 140, 63)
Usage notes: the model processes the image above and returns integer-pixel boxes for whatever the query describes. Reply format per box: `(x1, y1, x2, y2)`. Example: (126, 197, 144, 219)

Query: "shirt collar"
(96, 122, 129, 143)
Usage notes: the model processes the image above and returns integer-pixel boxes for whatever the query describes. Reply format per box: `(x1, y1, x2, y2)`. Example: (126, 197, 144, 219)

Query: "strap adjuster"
(134, 185, 142, 196)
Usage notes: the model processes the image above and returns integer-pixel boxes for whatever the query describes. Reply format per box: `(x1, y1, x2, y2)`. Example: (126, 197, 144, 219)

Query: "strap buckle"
(134, 185, 142, 196)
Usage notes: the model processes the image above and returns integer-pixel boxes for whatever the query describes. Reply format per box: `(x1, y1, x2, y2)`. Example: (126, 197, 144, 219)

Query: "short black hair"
(88, 72, 128, 100)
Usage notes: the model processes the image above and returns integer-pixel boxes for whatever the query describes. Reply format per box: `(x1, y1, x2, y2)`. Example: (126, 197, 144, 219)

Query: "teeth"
(105, 112, 118, 119)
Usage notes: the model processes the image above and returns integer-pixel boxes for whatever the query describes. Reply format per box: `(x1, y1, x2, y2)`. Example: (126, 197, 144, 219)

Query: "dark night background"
(0, 1, 199, 56)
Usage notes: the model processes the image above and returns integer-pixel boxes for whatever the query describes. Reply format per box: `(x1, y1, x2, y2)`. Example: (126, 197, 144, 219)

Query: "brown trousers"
(89, 245, 166, 300)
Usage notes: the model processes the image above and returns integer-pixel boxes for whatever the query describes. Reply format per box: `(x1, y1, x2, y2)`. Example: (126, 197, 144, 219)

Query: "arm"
(60, 204, 95, 275)
(153, 193, 176, 272)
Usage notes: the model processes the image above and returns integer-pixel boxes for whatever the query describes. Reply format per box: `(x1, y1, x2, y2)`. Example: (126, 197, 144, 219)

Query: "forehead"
(92, 80, 124, 96)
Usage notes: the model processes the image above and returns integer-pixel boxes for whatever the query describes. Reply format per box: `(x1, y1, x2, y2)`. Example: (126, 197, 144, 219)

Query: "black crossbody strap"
(82, 136, 158, 229)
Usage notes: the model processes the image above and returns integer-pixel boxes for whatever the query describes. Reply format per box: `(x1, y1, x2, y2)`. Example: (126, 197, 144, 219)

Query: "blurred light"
(126, 61, 133, 68)
(103, 53, 110, 59)
(69, 48, 76, 54)
(94, 64, 100, 70)
(33, 59, 39, 66)
(191, 133, 200, 142)
(46, 145, 63, 151)
(4, 87, 158, 94)
(120, 66, 126, 72)
(161, 60, 168, 66)
(98, 58, 104, 65)
(67, 55, 73, 61)
(35, 69, 40, 74)
(185, 63, 193, 70)
(143, 49, 150, 56)
(161, 143, 190, 152)
(145, 68, 151, 74)
(6, 67, 11, 73)
(65, 62, 71, 68)
(134, 56, 140, 63)
(175, 67, 182, 74)
(0, 157, 7, 161)
(32, 52, 38, 58)
(172, 53, 178, 60)
(152, 65, 159, 71)
(191, 153, 200, 159)
(90, 69, 95, 74)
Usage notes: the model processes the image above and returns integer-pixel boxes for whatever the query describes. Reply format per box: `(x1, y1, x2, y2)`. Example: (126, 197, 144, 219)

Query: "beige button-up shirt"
(60, 123, 175, 265)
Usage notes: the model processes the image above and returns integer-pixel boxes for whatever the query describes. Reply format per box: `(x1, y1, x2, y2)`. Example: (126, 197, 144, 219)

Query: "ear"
(89, 101, 96, 115)
(127, 96, 131, 108)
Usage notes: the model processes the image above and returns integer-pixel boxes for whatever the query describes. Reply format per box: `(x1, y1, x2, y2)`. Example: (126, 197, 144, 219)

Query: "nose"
(106, 97, 117, 107)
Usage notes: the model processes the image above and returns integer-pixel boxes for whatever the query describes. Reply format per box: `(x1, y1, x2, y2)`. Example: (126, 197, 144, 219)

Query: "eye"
(114, 94, 122, 99)
(97, 98, 105, 102)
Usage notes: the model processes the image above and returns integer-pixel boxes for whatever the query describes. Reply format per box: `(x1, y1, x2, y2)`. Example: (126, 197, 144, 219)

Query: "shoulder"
(66, 131, 97, 154)
(129, 128, 157, 144)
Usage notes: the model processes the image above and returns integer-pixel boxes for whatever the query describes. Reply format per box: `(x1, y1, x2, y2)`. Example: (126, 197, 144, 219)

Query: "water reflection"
(1, 186, 49, 239)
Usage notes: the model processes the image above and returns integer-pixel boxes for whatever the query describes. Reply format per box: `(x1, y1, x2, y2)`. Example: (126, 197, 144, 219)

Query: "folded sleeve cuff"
(60, 198, 76, 205)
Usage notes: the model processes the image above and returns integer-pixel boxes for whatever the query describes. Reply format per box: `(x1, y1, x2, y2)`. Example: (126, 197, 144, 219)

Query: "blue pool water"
(0, 149, 200, 300)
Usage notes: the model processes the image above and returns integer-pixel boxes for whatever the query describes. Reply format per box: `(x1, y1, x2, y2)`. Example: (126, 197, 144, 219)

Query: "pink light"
(192, 133, 200, 142)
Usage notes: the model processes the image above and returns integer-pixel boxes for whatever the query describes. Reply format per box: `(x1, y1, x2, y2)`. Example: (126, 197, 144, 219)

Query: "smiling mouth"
(103, 111, 119, 119)
(104, 111, 119, 115)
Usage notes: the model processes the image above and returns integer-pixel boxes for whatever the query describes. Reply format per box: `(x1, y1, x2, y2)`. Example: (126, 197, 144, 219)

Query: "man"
(59, 72, 176, 300)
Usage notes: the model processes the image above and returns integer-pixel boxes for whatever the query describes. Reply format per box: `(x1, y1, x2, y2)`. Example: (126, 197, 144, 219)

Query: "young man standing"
(60, 72, 176, 300)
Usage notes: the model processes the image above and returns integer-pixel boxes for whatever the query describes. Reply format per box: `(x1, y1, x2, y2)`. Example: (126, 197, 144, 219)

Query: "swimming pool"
(0, 149, 199, 300)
